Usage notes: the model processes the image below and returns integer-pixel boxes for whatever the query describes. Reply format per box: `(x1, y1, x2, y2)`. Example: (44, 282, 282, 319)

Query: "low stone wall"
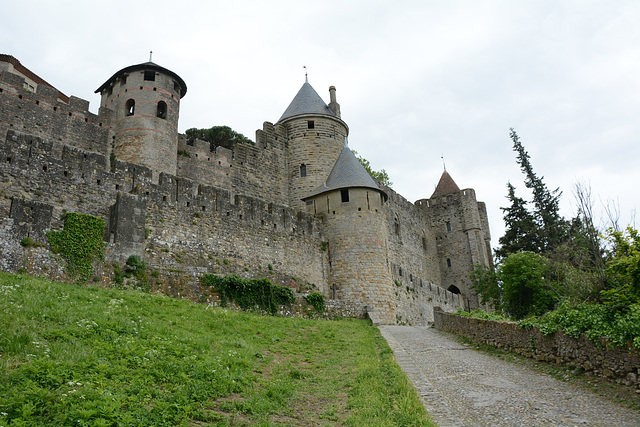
(433, 308, 640, 387)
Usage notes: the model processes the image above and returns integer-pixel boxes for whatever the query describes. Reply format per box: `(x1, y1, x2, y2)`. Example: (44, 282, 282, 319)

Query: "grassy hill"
(0, 272, 434, 426)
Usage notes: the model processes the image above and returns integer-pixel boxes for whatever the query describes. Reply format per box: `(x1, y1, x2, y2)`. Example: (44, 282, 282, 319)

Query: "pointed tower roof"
(278, 81, 338, 123)
(303, 144, 386, 200)
(431, 171, 460, 198)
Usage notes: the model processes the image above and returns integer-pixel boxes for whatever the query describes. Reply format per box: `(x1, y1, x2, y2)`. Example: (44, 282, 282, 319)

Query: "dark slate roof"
(278, 81, 338, 123)
(95, 61, 187, 98)
(303, 145, 386, 200)
(431, 171, 460, 198)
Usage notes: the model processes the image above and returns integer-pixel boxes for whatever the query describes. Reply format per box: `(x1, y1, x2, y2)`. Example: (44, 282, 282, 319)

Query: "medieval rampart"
(0, 70, 112, 156)
(0, 66, 470, 325)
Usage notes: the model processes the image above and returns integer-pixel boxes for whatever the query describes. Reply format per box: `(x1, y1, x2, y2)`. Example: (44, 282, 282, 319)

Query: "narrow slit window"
(446, 221, 451, 232)
(341, 189, 349, 203)
(300, 164, 307, 177)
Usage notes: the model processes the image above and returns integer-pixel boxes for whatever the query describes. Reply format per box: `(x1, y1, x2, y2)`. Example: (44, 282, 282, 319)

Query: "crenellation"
(68, 96, 90, 111)
(0, 56, 491, 324)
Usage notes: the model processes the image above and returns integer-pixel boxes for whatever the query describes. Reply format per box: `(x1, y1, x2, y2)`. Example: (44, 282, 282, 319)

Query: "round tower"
(277, 81, 348, 210)
(95, 61, 187, 180)
(303, 144, 395, 324)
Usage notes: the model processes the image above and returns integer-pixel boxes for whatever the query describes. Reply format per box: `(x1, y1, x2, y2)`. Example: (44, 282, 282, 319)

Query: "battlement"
(0, 72, 112, 156)
(0, 58, 489, 324)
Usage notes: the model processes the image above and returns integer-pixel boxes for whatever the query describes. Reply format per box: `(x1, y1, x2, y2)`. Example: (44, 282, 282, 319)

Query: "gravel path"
(379, 325, 640, 427)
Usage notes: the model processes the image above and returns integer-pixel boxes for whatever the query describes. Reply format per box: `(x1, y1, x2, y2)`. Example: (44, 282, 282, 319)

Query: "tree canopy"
(185, 126, 254, 151)
(351, 150, 393, 187)
(497, 129, 567, 258)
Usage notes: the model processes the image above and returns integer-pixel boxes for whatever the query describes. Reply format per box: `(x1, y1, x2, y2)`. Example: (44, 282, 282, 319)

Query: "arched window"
(125, 99, 135, 116)
(300, 164, 307, 177)
(394, 216, 400, 236)
(447, 258, 452, 268)
(156, 101, 167, 119)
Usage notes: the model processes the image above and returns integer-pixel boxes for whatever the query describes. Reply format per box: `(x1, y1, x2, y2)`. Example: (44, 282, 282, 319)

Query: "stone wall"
(0, 71, 112, 156)
(283, 115, 347, 210)
(0, 66, 486, 326)
(175, 121, 289, 205)
(383, 188, 465, 324)
(434, 309, 640, 387)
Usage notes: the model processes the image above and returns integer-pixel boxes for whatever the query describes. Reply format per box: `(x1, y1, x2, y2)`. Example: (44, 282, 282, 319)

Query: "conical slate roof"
(278, 81, 338, 123)
(303, 145, 386, 200)
(431, 171, 460, 198)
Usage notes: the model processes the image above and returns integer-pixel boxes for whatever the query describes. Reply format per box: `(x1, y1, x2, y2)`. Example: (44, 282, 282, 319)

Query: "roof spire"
(149, 50, 153, 62)
(441, 154, 447, 171)
(303, 65, 308, 82)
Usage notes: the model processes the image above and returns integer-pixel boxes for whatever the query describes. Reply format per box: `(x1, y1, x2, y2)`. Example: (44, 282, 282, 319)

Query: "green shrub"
(200, 274, 295, 314)
(520, 301, 640, 349)
(20, 237, 35, 247)
(455, 309, 511, 322)
(305, 293, 325, 312)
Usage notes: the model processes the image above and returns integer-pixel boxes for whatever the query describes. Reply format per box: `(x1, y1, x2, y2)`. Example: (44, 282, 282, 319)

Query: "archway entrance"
(447, 285, 461, 294)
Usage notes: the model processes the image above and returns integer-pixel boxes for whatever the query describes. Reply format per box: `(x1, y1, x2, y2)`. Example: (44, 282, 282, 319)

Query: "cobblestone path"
(379, 325, 640, 427)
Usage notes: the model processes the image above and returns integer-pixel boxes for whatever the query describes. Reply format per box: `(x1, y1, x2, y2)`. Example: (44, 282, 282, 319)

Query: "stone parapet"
(434, 309, 640, 387)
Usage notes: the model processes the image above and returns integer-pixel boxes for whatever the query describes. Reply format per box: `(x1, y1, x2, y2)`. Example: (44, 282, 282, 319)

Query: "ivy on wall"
(201, 274, 295, 315)
(47, 212, 106, 282)
(305, 292, 325, 312)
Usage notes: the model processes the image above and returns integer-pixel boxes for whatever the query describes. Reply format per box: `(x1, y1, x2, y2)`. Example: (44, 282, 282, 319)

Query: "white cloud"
(1, 0, 638, 245)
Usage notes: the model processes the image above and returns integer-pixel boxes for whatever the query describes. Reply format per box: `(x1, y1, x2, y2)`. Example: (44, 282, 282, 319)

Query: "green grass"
(0, 272, 434, 426)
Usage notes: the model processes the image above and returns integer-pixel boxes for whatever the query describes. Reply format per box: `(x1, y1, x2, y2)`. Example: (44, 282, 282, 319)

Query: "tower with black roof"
(277, 80, 348, 210)
(96, 61, 187, 180)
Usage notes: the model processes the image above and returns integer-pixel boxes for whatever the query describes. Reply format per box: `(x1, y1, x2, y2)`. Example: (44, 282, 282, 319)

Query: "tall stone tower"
(303, 143, 395, 323)
(95, 61, 187, 180)
(277, 81, 348, 210)
(418, 171, 492, 309)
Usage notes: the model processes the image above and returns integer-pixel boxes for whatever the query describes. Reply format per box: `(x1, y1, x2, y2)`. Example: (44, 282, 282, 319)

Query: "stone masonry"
(0, 55, 490, 324)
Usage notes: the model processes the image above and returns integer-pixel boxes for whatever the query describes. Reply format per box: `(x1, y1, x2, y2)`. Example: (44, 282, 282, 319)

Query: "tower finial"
(304, 65, 308, 82)
(149, 50, 153, 62)
(441, 154, 447, 171)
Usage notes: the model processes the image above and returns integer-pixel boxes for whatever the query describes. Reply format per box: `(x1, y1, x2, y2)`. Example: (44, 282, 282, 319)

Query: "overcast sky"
(3, 0, 639, 248)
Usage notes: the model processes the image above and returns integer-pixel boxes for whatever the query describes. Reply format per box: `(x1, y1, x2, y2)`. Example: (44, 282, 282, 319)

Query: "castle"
(0, 55, 492, 324)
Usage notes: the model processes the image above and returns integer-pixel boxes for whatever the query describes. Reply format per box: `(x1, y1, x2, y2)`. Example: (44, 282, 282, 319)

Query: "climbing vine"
(47, 212, 106, 282)
(201, 274, 295, 314)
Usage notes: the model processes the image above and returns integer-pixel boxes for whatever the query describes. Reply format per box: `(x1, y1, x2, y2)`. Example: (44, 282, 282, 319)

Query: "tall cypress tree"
(496, 182, 538, 258)
(497, 129, 567, 258)
(509, 128, 567, 253)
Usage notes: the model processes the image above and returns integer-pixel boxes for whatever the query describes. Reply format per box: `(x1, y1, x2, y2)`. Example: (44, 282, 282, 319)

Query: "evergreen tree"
(495, 182, 538, 258)
(507, 129, 567, 253)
